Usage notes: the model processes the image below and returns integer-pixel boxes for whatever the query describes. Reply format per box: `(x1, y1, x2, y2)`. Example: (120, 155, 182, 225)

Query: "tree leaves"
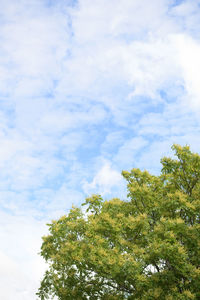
(37, 145, 200, 299)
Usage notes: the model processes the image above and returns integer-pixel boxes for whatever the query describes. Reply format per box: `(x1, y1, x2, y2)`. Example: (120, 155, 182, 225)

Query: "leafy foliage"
(37, 145, 200, 299)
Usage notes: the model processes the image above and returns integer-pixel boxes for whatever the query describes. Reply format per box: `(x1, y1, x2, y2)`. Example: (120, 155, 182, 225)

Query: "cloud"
(83, 161, 125, 196)
(71, 0, 175, 42)
(113, 137, 148, 169)
(172, 34, 200, 109)
(0, 211, 47, 300)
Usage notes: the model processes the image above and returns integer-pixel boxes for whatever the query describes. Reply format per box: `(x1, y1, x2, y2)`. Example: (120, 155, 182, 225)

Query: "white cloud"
(72, 0, 174, 42)
(173, 34, 200, 109)
(113, 137, 148, 169)
(0, 0, 70, 99)
(83, 162, 124, 196)
(0, 211, 47, 300)
(0, 251, 36, 300)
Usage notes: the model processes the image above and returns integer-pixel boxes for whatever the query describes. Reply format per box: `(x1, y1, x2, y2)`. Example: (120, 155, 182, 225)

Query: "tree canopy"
(37, 145, 200, 299)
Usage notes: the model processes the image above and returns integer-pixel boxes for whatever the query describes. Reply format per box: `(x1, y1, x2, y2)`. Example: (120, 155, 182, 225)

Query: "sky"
(0, 0, 200, 298)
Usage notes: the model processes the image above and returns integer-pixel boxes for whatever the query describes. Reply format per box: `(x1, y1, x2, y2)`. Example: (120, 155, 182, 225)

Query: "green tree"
(37, 145, 200, 299)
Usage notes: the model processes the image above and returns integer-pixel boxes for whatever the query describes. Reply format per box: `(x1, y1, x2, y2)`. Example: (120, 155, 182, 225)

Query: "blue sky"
(0, 0, 200, 298)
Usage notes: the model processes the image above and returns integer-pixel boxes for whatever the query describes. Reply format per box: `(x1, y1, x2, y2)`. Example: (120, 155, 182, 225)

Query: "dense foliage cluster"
(37, 145, 200, 299)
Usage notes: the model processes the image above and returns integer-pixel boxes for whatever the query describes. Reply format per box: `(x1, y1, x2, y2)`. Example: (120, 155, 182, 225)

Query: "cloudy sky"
(0, 0, 200, 298)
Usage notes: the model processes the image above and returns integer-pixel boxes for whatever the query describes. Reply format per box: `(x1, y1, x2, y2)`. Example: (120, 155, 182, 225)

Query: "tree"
(37, 145, 200, 299)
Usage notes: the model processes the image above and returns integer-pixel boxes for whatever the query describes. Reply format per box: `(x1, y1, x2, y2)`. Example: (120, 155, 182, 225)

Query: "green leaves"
(161, 144, 200, 196)
(37, 144, 200, 299)
(82, 194, 104, 215)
